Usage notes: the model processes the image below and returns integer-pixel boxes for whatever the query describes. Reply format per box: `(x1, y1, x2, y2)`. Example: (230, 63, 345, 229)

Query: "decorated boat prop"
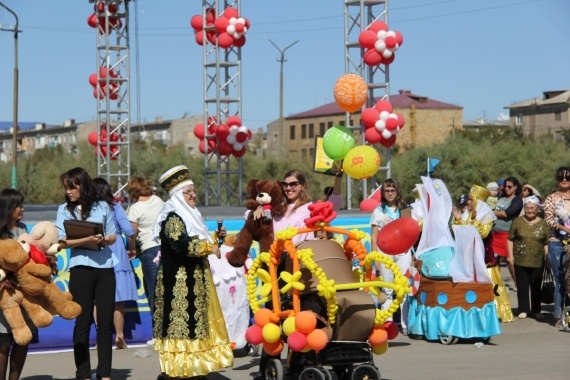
(245, 201, 415, 380)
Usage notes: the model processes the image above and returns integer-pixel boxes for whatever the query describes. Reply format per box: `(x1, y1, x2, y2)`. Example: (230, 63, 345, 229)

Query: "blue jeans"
(547, 240, 566, 318)
(140, 245, 160, 312)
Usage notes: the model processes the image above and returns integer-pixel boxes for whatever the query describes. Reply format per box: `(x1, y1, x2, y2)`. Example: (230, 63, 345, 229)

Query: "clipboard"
(63, 220, 104, 251)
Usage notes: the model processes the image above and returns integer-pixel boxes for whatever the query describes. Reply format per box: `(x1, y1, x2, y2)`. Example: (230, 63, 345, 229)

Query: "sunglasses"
(557, 176, 570, 181)
(281, 181, 302, 189)
(505, 185, 514, 189)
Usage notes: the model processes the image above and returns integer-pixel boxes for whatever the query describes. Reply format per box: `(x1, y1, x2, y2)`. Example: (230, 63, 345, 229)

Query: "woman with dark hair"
(543, 166, 570, 327)
(55, 168, 117, 380)
(492, 176, 523, 291)
(369, 178, 411, 334)
(0, 188, 37, 380)
(93, 178, 137, 350)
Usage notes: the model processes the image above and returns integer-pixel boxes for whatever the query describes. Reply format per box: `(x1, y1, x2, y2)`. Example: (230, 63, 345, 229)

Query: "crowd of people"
(0, 165, 568, 379)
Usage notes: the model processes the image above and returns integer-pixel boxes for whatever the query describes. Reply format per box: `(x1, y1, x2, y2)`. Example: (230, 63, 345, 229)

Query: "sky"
(0, 0, 568, 131)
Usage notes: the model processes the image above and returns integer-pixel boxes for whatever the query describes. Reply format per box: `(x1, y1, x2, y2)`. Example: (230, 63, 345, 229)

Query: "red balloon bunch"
(87, 1, 122, 35)
(361, 99, 405, 147)
(304, 201, 337, 228)
(89, 67, 121, 100)
(359, 21, 403, 67)
(87, 124, 121, 160)
(193, 116, 252, 157)
(190, 6, 250, 48)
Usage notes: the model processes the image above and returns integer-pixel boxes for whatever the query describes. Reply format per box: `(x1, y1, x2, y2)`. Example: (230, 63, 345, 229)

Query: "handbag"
(540, 266, 555, 305)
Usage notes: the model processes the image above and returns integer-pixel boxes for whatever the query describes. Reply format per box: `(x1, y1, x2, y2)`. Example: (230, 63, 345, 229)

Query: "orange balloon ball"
(263, 339, 284, 356)
(333, 74, 368, 113)
(295, 311, 317, 334)
(371, 342, 389, 355)
(368, 328, 388, 346)
(254, 308, 273, 327)
(307, 329, 328, 351)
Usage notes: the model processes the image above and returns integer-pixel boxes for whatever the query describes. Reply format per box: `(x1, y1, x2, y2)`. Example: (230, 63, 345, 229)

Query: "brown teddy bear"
(17, 222, 82, 320)
(227, 179, 287, 268)
(0, 239, 55, 345)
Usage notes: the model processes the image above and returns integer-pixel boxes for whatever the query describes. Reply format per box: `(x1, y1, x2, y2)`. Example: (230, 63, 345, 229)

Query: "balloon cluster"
(358, 21, 403, 67)
(87, 1, 122, 35)
(193, 116, 252, 157)
(89, 67, 121, 100)
(368, 320, 399, 355)
(87, 125, 121, 160)
(304, 201, 337, 228)
(361, 99, 405, 147)
(190, 7, 250, 48)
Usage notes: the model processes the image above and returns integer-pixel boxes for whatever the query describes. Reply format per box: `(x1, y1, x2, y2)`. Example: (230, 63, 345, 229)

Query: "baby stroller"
(244, 207, 412, 380)
(559, 253, 570, 331)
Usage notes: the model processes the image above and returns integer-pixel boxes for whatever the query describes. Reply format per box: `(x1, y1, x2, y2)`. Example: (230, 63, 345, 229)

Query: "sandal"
(115, 336, 128, 349)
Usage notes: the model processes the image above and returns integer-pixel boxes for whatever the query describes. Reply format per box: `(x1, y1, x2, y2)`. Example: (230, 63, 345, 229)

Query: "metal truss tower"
(201, 0, 244, 207)
(91, 0, 131, 197)
(344, 0, 391, 209)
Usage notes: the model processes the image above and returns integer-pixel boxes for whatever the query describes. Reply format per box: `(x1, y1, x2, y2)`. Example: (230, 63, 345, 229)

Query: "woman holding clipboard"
(55, 167, 116, 380)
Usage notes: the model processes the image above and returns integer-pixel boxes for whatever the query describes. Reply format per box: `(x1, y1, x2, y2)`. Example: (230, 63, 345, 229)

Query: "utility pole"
(0, 2, 19, 189)
(269, 39, 299, 160)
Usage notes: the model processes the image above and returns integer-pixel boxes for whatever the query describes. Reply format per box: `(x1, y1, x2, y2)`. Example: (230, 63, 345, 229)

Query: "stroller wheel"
(332, 364, 353, 380)
(561, 306, 570, 332)
(299, 368, 326, 380)
(265, 358, 284, 380)
(351, 364, 381, 380)
(439, 335, 458, 345)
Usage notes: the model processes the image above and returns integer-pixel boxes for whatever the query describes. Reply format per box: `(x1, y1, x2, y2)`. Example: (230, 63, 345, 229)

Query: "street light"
(0, 2, 19, 189)
(269, 39, 299, 160)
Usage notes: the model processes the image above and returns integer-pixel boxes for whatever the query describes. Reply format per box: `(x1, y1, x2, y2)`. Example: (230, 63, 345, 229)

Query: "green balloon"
(322, 125, 356, 160)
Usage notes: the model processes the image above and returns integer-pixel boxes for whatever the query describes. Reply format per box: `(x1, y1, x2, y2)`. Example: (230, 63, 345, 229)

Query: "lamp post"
(0, 2, 19, 189)
(269, 39, 299, 160)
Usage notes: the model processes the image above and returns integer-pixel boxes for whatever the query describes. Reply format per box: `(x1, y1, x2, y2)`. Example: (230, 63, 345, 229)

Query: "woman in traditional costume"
(152, 165, 233, 380)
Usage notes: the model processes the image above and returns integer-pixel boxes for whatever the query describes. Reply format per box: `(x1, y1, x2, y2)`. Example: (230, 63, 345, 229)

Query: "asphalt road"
(21, 266, 570, 380)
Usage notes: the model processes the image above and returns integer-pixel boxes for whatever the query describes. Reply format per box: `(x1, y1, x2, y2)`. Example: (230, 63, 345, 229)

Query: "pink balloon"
(362, 108, 380, 129)
(215, 124, 230, 140)
(245, 325, 263, 345)
(218, 32, 234, 48)
(359, 198, 379, 212)
(223, 6, 239, 19)
(87, 132, 98, 146)
(364, 49, 382, 66)
(358, 30, 377, 49)
(287, 332, 307, 352)
(214, 16, 229, 33)
(394, 31, 404, 46)
(364, 128, 382, 145)
(190, 15, 203, 30)
(233, 35, 246, 48)
(374, 100, 393, 113)
(377, 217, 420, 255)
(369, 20, 388, 33)
(193, 124, 205, 139)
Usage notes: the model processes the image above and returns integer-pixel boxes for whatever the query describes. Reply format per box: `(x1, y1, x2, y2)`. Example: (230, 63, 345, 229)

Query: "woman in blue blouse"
(55, 168, 116, 380)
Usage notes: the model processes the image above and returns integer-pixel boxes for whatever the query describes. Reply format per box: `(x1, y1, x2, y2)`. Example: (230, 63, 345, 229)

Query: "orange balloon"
(307, 329, 328, 351)
(333, 74, 368, 113)
(254, 308, 273, 327)
(263, 339, 284, 356)
(295, 311, 317, 334)
(368, 328, 388, 346)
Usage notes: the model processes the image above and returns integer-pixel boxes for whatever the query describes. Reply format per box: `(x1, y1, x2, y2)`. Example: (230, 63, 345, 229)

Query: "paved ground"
(20, 266, 570, 380)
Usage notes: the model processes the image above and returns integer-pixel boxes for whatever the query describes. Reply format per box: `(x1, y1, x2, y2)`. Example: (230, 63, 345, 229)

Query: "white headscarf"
(152, 187, 213, 244)
(524, 195, 541, 207)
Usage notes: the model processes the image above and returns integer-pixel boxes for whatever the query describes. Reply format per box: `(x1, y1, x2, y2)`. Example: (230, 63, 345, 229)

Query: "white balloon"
(237, 17, 245, 24)
(227, 135, 236, 144)
(389, 113, 398, 119)
(382, 49, 393, 58)
(229, 17, 237, 24)
(393, 126, 401, 135)
(382, 129, 393, 139)
(238, 125, 248, 133)
(379, 111, 390, 121)
(375, 120, 386, 131)
(377, 30, 387, 40)
(386, 30, 396, 38)
(233, 33, 241, 39)
(226, 24, 236, 34)
(233, 142, 243, 151)
(374, 40, 386, 52)
(229, 125, 239, 134)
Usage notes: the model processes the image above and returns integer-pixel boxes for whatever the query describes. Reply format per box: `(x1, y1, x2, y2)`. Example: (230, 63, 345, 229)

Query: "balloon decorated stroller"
(244, 201, 414, 380)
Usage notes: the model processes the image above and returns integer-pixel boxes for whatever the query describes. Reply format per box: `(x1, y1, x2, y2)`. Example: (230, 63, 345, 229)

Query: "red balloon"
(379, 135, 397, 147)
(358, 30, 377, 49)
(110, 145, 119, 160)
(383, 321, 399, 340)
(109, 132, 120, 142)
(364, 49, 382, 66)
(108, 3, 118, 13)
(287, 332, 307, 352)
(244, 18, 251, 30)
(190, 14, 203, 30)
(235, 23, 245, 33)
(233, 35, 246, 48)
(246, 129, 253, 140)
(371, 188, 382, 202)
(236, 131, 247, 143)
(218, 140, 234, 156)
(87, 14, 97, 28)
(226, 116, 241, 127)
(364, 128, 382, 145)
(263, 339, 284, 356)
(215, 124, 230, 140)
(385, 118, 399, 131)
(195, 30, 205, 45)
(377, 217, 420, 255)
(369, 20, 388, 33)
(218, 32, 234, 48)
(233, 147, 246, 158)
(109, 84, 119, 100)
(193, 124, 205, 139)
(396, 113, 405, 128)
(385, 36, 397, 49)
(245, 325, 263, 345)
(223, 6, 239, 19)
(380, 54, 396, 65)
(361, 108, 380, 129)
(394, 31, 404, 46)
(199, 139, 216, 154)
(359, 198, 379, 212)
(99, 67, 117, 79)
(374, 100, 393, 113)
(87, 132, 98, 146)
(214, 17, 229, 33)
(88, 74, 98, 87)
(205, 8, 216, 24)
(206, 30, 217, 45)
(93, 86, 106, 99)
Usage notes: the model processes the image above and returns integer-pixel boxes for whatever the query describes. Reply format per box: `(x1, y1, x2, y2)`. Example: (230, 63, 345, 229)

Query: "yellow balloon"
(343, 145, 381, 179)
(262, 323, 282, 343)
(283, 317, 297, 336)
(372, 342, 389, 355)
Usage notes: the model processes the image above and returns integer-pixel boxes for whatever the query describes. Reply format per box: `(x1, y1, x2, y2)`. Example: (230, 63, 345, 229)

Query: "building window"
(289, 125, 295, 140)
(555, 111, 561, 121)
(308, 123, 314, 138)
(339, 120, 345, 126)
(309, 148, 314, 157)
(327, 121, 333, 129)
(515, 114, 522, 126)
(301, 124, 307, 139)
(319, 122, 325, 136)
(302, 148, 307, 158)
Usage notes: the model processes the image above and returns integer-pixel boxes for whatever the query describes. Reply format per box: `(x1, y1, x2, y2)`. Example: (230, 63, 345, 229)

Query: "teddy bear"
(17, 221, 82, 320)
(227, 179, 287, 268)
(0, 239, 55, 345)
